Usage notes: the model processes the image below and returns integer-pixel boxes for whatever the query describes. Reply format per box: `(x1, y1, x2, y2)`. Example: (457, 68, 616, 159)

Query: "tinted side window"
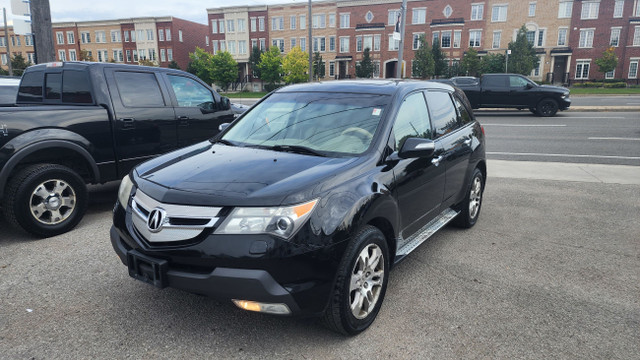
(483, 76, 506, 88)
(168, 75, 215, 110)
(454, 95, 472, 125)
(17, 71, 43, 102)
(45, 73, 62, 100)
(509, 76, 529, 88)
(63, 71, 93, 103)
(426, 91, 459, 138)
(114, 71, 165, 107)
(393, 92, 432, 150)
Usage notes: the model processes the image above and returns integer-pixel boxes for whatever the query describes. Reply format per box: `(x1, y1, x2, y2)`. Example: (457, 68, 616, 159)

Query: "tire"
(452, 168, 485, 228)
(322, 225, 390, 335)
(3, 164, 88, 237)
(536, 98, 559, 117)
(529, 107, 537, 114)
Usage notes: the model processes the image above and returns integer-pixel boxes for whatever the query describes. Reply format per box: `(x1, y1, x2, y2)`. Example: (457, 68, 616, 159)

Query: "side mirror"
(219, 96, 231, 111)
(397, 138, 436, 159)
(218, 123, 230, 132)
(525, 83, 534, 89)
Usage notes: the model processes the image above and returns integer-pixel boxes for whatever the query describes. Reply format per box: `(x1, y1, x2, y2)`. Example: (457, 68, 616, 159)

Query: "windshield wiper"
(268, 144, 327, 157)
(211, 138, 237, 146)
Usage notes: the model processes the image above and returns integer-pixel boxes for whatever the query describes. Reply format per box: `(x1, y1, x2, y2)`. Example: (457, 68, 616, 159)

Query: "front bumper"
(559, 97, 571, 110)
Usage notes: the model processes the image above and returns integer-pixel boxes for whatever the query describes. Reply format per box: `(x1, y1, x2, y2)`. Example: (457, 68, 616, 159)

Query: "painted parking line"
(588, 137, 640, 141)
(487, 152, 640, 160)
(561, 116, 627, 119)
(482, 124, 567, 127)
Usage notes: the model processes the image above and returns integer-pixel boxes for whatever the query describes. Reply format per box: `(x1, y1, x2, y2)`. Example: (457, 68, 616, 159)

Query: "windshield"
(222, 92, 390, 156)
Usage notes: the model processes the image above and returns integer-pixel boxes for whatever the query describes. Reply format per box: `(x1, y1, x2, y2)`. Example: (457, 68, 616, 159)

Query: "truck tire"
(536, 98, 559, 117)
(322, 225, 389, 335)
(3, 164, 88, 237)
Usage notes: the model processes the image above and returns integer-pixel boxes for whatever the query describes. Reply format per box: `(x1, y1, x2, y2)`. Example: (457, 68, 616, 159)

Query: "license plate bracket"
(127, 250, 168, 288)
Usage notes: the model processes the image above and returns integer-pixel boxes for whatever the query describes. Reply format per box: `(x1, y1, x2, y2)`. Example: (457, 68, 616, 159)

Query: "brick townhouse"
(569, 0, 640, 83)
(52, 17, 208, 70)
(0, 27, 35, 71)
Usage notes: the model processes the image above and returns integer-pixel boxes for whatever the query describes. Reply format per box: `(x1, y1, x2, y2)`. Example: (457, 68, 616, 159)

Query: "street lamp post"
(308, 0, 313, 82)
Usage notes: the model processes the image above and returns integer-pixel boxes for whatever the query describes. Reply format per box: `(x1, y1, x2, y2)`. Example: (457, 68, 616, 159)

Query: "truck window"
(393, 92, 432, 150)
(509, 76, 529, 88)
(454, 96, 472, 125)
(45, 73, 62, 100)
(167, 75, 215, 110)
(482, 76, 506, 88)
(62, 71, 93, 104)
(114, 71, 165, 107)
(17, 71, 43, 103)
(426, 91, 459, 138)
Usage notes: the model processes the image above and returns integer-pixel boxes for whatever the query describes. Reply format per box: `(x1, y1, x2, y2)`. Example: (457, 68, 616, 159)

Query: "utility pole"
(396, 0, 408, 78)
(29, 0, 55, 63)
(505, 49, 511, 73)
(308, 0, 312, 82)
(3, 8, 13, 75)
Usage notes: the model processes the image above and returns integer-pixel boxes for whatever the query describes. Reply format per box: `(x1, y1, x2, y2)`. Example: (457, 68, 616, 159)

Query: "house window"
(238, 19, 245, 32)
(388, 35, 399, 51)
(329, 61, 335, 77)
(227, 20, 235, 33)
(329, 13, 336, 27)
(373, 60, 380, 78)
(492, 31, 501, 49)
(537, 29, 545, 47)
(374, 34, 381, 51)
(166, 29, 172, 41)
(272, 17, 284, 30)
(160, 49, 166, 62)
(272, 39, 284, 52)
(132, 50, 137, 62)
(575, 60, 590, 79)
(137, 30, 144, 41)
(412, 8, 426, 24)
(491, 5, 507, 22)
(636, 0, 640, 16)
(300, 37, 306, 51)
(363, 35, 373, 51)
(614, 0, 624, 17)
(81, 32, 91, 44)
(212, 19, 218, 34)
(471, 4, 484, 20)
(579, 29, 595, 48)
(581, 1, 599, 19)
(453, 30, 461, 48)
(329, 36, 336, 51)
(634, 26, 640, 46)
(250, 18, 256, 32)
(610, 28, 621, 47)
(179, 30, 183, 42)
(97, 50, 108, 62)
(260, 38, 266, 50)
(441, 30, 451, 48)
(314, 37, 326, 52)
(126, 50, 131, 62)
(213, 41, 219, 54)
(558, 1, 573, 18)
(219, 41, 225, 51)
(340, 37, 349, 52)
(300, 15, 306, 30)
(313, 14, 326, 28)
(388, 10, 401, 25)
(111, 30, 121, 43)
(58, 50, 66, 61)
(340, 13, 350, 28)
(25, 35, 33, 46)
(605, 70, 615, 79)
(557, 28, 568, 46)
(412, 34, 421, 50)
(167, 48, 173, 61)
(529, 2, 537, 16)
(56, 32, 64, 45)
(67, 32, 75, 44)
(469, 30, 481, 47)
(219, 20, 225, 33)
(443, 5, 453, 18)
(259, 17, 265, 31)
(95, 31, 106, 43)
(69, 50, 76, 61)
(628, 60, 638, 78)
(356, 36, 363, 52)
(291, 37, 297, 49)
(239, 40, 247, 54)
(290, 15, 296, 29)
(159, 29, 165, 41)
(228, 40, 236, 54)
(432, 32, 439, 46)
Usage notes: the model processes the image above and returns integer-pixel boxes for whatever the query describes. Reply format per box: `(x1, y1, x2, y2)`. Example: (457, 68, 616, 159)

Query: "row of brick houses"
(207, 0, 640, 90)
(0, 16, 209, 72)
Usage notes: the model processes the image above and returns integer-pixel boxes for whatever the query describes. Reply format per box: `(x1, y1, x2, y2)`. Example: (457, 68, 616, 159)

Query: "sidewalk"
(488, 160, 640, 185)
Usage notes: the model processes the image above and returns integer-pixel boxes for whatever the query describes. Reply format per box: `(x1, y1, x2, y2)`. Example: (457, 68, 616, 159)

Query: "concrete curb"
(475, 106, 640, 112)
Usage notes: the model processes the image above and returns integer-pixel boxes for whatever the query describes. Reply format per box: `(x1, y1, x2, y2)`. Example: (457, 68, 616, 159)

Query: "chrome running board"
(395, 208, 459, 260)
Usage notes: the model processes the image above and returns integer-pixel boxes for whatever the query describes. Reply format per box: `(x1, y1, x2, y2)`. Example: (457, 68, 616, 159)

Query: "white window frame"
(272, 16, 284, 31)
(340, 13, 350, 29)
(329, 13, 336, 27)
(388, 35, 399, 51)
(605, 69, 615, 79)
(491, 4, 508, 22)
(610, 27, 622, 47)
(167, 48, 173, 62)
(557, 27, 568, 46)
(56, 31, 64, 45)
(628, 59, 639, 78)
(469, 30, 482, 47)
(529, 2, 537, 17)
(374, 34, 381, 51)
(613, 0, 624, 18)
(492, 31, 502, 49)
(329, 36, 336, 52)
(259, 17, 265, 31)
(69, 49, 77, 61)
(179, 30, 183, 42)
(160, 48, 166, 62)
(634, 26, 640, 46)
(575, 59, 591, 79)
(290, 15, 297, 30)
(579, 28, 595, 48)
(329, 61, 335, 77)
(453, 30, 461, 48)
(558, 1, 573, 18)
(388, 9, 401, 25)
(339, 36, 350, 53)
(412, 8, 426, 25)
(159, 29, 165, 41)
(581, 1, 600, 20)
(238, 19, 245, 32)
(166, 29, 172, 41)
(67, 31, 75, 44)
(212, 19, 218, 34)
(250, 18, 256, 32)
(471, 3, 484, 21)
(300, 15, 306, 30)
(227, 20, 235, 33)
(291, 37, 297, 49)
(412, 33, 423, 50)
(58, 49, 66, 61)
(313, 14, 326, 29)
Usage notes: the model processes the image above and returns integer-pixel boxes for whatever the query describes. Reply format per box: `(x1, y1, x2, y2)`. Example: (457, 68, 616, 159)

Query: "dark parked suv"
(111, 80, 486, 335)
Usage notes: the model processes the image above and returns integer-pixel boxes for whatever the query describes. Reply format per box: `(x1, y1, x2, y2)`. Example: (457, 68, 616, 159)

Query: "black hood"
(133, 142, 361, 207)
(538, 84, 570, 93)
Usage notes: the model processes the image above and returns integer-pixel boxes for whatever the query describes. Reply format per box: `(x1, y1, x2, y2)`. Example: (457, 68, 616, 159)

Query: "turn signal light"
(232, 299, 291, 315)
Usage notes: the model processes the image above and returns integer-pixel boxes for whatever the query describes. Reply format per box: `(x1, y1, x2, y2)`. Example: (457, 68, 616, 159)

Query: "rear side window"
(62, 71, 93, 103)
(45, 73, 62, 100)
(426, 91, 459, 138)
(17, 71, 43, 102)
(454, 95, 472, 125)
(483, 76, 506, 88)
(393, 92, 432, 150)
(114, 71, 165, 107)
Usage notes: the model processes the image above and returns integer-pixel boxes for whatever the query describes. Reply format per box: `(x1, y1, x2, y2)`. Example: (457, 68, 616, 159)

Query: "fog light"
(232, 299, 291, 315)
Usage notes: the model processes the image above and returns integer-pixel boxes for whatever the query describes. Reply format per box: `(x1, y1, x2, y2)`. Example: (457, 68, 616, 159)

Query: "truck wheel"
(3, 164, 88, 238)
(322, 225, 389, 335)
(453, 168, 484, 228)
(529, 107, 536, 114)
(536, 99, 559, 117)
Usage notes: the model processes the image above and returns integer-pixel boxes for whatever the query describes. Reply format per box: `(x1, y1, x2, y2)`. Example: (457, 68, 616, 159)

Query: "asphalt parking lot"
(1, 171, 638, 358)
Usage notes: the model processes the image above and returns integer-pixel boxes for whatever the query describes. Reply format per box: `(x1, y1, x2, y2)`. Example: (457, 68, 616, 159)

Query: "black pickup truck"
(0, 62, 234, 237)
(455, 73, 571, 117)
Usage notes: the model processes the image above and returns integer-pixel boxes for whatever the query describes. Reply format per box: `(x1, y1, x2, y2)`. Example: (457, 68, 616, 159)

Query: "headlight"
(215, 199, 318, 239)
(117, 175, 134, 209)
(561, 92, 569, 99)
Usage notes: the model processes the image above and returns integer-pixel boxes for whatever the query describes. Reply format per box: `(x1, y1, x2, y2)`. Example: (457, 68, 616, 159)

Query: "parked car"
(111, 80, 487, 335)
(0, 76, 20, 106)
(455, 73, 570, 116)
(230, 102, 250, 117)
(450, 76, 479, 86)
(0, 62, 234, 237)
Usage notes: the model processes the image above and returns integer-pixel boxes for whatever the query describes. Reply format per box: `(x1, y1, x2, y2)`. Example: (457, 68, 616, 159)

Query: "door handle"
(431, 155, 444, 166)
(178, 116, 189, 126)
(121, 118, 135, 129)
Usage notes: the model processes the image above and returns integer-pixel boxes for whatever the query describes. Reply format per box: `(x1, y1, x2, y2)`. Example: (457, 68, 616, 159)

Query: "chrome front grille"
(131, 190, 222, 243)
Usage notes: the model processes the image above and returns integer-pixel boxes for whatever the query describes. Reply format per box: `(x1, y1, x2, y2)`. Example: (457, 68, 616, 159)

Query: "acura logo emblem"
(147, 208, 167, 233)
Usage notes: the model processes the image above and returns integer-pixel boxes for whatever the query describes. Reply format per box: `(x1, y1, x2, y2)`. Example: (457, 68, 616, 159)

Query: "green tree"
(168, 60, 180, 69)
(211, 51, 239, 91)
(138, 58, 157, 67)
(507, 25, 539, 75)
(79, 49, 94, 62)
(313, 52, 325, 80)
(480, 53, 506, 74)
(412, 35, 434, 79)
(431, 41, 447, 77)
(187, 47, 215, 84)
(249, 46, 263, 79)
(355, 48, 374, 78)
(259, 47, 283, 90)
(11, 54, 31, 76)
(595, 47, 618, 83)
(461, 48, 481, 76)
(282, 46, 308, 84)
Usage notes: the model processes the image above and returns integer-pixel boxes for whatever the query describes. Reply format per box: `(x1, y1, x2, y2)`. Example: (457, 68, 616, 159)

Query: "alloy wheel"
(29, 179, 77, 225)
(349, 243, 385, 319)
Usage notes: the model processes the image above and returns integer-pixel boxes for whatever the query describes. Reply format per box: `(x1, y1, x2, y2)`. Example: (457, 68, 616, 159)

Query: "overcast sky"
(40, 0, 313, 25)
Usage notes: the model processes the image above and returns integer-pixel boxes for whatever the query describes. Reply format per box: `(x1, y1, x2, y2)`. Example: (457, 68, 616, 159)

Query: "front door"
(165, 74, 235, 147)
(553, 56, 567, 85)
(392, 91, 446, 242)
(338, 61, 347, 79)
(385, 61, 397, 78)
(105, 68, 178, 177)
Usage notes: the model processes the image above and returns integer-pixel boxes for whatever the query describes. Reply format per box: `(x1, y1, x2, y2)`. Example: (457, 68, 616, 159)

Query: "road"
(570, 95, 640, 107)
(477, 111, 640, 166)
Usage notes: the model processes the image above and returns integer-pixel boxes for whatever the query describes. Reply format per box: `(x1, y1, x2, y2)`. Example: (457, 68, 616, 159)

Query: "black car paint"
(0, 62, 235, 201)
(110, 80, 486, 316)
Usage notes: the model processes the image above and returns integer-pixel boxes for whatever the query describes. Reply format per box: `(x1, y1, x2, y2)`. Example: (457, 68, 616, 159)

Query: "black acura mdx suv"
(111, 80, 486, 335)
